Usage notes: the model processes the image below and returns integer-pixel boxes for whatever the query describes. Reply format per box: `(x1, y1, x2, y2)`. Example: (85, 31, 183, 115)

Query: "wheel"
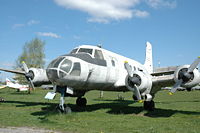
(144, 100, 155, 111)
(76, 97, 87, 107)
(64, 106, 72, 114)
(132, 95, 138, 101)
(56, 104, 72, 114)
(186, 88, 192, 92)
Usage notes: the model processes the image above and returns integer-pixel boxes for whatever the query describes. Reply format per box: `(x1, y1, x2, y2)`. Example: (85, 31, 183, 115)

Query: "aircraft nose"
(46, 56, 76, 83)
(46, 57, 66, 82)
(46, 69, 59, 82)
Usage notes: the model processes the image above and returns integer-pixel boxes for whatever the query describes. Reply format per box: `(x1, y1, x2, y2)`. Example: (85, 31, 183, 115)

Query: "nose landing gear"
(76, 97, 87, 107)
(56, 87, 72, 114)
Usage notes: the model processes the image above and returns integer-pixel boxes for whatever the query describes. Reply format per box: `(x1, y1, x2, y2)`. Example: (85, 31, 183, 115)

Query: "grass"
(0, 88, 200, 133)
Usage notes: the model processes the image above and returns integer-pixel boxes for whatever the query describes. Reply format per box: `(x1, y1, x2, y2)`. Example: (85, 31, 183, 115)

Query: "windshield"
(78, 48, 93, 55)
(70, 48, 78, 54)
(48, 57, 65, 68)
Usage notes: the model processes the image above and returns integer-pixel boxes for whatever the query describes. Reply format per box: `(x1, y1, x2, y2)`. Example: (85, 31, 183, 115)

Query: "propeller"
(169, 57, 200, 95)
(21, 61, 35, 91)
(124, 61, 142, 102)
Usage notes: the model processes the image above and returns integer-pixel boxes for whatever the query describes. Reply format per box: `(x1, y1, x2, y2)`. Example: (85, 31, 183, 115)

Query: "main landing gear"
(76, 97, 87, 107)
(143, 100, 155, 111)
(133, 94, 155, 111)
(56, 86, 87, 113)
(57, 96, 87, 113)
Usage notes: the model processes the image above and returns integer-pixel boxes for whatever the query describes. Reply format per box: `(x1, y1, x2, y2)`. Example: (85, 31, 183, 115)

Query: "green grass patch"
(0, 88, 200, 133)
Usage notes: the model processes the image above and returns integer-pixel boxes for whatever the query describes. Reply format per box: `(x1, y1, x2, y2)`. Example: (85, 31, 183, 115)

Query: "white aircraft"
(5, 78, 29, 92)
(0, 85, 6, 89)
(0, 42, 200, 113)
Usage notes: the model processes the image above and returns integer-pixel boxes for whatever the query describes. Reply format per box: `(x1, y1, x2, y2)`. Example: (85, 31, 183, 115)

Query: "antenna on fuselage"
(97, 44, 102, 48)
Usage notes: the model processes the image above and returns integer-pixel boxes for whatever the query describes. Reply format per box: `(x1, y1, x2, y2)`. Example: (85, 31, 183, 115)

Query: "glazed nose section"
(46, 57, 66, 82)
(46, 57, 74, 82)
(46, 68, 59, 82)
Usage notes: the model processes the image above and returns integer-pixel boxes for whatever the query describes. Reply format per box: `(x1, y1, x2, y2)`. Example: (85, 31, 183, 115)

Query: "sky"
(0, 0, 200, 80)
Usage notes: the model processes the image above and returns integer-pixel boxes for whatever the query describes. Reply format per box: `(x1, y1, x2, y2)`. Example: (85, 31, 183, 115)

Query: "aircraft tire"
(56, 104, 72, 114)
(186, 88, 192, 92)
(144, 100, 155, 111)
(64, 106, 72, 114)
(76, 97, 87, 107)
(132, 95, 138, 101)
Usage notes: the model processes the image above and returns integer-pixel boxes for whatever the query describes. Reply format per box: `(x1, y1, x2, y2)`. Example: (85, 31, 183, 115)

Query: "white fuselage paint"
(53, 45, 151, 93)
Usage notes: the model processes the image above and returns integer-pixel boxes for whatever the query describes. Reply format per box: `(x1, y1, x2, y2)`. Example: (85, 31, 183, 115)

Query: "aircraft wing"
(0, 85, 6, 89)
(152, 66, 178, 76)
(148, 66, 178, 94)
(0, 68, 25, 75)
(150, 74, 175, 95)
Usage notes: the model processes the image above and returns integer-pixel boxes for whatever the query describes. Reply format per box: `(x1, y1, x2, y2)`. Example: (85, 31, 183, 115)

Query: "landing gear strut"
(144, 100, 155, 111)
(76, 97, 87, 107)
(57, 87, 72, 114)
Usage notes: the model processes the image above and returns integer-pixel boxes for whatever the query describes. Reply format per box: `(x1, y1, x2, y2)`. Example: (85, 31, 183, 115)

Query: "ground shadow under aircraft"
(3, 99, 200, 118)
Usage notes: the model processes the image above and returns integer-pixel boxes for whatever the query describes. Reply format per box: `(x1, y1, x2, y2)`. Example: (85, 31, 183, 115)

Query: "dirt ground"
(0, 127, 62, 133)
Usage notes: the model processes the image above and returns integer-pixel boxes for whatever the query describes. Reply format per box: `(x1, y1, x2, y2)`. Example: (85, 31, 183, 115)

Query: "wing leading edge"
(0, 68, 25, 75)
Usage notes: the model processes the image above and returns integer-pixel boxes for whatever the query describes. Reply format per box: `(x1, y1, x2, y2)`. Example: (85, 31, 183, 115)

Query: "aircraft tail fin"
(144, 42, 153, 74)
(6, 78, 12, 86)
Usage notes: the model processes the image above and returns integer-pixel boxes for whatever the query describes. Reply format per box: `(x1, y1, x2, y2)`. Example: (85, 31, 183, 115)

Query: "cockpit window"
(94, 50, 104, 60)
(48, 57, 65, 68)
(70, 62, 81, 76)
(78, 48, 93, 55)
(70, 48, 78, 54)
(60, 59, 72, 73)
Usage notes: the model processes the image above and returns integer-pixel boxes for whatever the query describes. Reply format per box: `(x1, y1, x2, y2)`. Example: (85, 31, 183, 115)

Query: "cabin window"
(70, 48, 78, 54)
(138, 68, 143, 72)
(111, 60, 115, 67)
(94, 50, 104, 60)
(133, 66, 136, 71)
(70, 62, 81, 76)
(78, 48, 93, 55)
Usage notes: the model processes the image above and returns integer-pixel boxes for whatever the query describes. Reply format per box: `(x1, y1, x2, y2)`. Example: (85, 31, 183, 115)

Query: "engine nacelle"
(174, 65, 200, 88)
(29, 68, 51, 86)
(125, 71, 152, 94)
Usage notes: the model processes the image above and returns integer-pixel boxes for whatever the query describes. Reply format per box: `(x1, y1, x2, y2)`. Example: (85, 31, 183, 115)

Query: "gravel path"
(0, 127, 62, 133)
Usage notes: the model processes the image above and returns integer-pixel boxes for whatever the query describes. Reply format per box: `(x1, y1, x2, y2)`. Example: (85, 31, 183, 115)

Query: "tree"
(14, 38, 45, 84)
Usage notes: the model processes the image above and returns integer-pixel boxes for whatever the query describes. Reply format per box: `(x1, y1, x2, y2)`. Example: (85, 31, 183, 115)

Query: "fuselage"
(46, 45, 150, 92)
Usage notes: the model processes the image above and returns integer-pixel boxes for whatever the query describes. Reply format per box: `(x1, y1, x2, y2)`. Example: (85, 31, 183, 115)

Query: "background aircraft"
(0, 85, 6, 89)
(5, 78, 29, 92)
(0, 42, 200, 113)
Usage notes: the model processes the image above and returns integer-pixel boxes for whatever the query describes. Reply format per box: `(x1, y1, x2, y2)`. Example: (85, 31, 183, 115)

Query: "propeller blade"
(134, 85, 142, 102)
(21, 61, 35, 91)
(188, 57, 200, 73)
(124, 61, 143, 102)
(28, 78, 35, 90)
(124, 61, 133, 77)
(170, 79, 183, 94)
(22, 61, 29, 73)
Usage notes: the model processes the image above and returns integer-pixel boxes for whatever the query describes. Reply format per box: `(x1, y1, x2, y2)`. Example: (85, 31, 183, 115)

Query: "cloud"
(36, 32, 61, 38)
(54, 0, 176, 23)
(73, 35, 81, 40)
(54, 0, 147, 23)
(12, 24, 25, 29)
(145, 0, 177, 9)
(12, 19, 40, 29)
(27, 20, 40, 25)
